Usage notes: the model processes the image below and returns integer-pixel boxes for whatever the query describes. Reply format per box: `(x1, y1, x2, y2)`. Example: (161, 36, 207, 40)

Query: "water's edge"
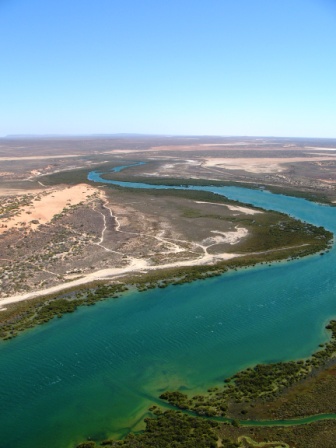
(2, 169, 336, 448)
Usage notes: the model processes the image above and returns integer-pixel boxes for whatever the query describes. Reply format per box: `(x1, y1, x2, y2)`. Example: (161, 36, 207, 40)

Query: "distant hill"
(3, 133, 162, 139)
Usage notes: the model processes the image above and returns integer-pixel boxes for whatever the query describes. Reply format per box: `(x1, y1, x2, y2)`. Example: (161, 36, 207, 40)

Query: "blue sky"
(1, 0, 336, 137)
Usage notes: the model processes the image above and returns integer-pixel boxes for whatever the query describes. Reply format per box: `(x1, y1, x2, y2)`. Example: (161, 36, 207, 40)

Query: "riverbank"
(0, 229, 331, 341)
(75, 320, 336, 448)
(0, 180, 332, 340)
(2, 180, 336, 448)
(160, 320, 336, 418)
(0, 252, 239, 310)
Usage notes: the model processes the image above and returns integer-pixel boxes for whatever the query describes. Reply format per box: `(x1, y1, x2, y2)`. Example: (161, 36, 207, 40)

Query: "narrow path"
(0, 233, 314, 310)
(0, 194, 320, 308)
(0, 249, 239, 308)
(93, 202, 123, 255)
(101, 199, 202, 255)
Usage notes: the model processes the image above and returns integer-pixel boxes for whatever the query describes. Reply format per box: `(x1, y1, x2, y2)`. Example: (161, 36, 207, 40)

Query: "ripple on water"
(1, 183, 336, 448)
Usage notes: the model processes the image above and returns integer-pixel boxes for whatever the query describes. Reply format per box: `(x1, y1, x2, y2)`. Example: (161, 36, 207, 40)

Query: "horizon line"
(1, 133, 336, 140)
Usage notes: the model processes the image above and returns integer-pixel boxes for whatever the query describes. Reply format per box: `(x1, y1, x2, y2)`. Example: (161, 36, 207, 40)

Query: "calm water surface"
(1, 175, 336, 448)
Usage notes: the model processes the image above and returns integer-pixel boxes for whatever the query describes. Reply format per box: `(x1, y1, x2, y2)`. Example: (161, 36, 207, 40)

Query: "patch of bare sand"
(195, 201, 262, 215)
(0, 184, 99, 234)
(202, 156, 336, 174)
(318, 179, 336, 184)
(201, 228, 248, 248)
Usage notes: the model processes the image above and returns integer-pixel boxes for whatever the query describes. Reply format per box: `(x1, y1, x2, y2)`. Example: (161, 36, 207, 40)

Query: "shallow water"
(1, 175, 336, 448)
(110, 161, 146, 173)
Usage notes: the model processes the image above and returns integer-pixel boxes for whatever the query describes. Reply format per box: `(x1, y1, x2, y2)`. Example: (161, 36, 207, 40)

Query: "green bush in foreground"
(77, 410, 237, 448)
(161, 321, 336, 417)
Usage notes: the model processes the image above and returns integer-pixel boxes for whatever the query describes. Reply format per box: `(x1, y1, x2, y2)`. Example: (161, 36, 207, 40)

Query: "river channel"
(0, 171, 336, 448)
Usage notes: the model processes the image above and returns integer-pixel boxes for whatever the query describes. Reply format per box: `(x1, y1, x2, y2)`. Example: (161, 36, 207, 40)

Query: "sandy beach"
(195, 201, 262, 215)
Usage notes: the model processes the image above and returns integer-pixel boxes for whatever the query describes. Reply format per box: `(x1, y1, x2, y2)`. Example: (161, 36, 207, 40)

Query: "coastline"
(0, 251, 239, 309)
(0, 237, 327, 311)
(1, 180, 336, 448)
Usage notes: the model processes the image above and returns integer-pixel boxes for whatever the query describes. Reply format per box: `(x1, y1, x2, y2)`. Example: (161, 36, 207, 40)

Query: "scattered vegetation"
(4, 140, 336, 448)
(76, 409, 238, 448)
(0, 283, 128, 340)
(0, 213, 332, 340)
(0, 179, 332, 341)
(160, 321, 336, 417)
(219, 419, 336, 448)
(99, 173, 336, 205)
(77, 321, 336, 448)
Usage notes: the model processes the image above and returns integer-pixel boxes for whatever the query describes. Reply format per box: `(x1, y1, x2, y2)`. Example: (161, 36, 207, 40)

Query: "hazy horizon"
(2, 134, 336, 141)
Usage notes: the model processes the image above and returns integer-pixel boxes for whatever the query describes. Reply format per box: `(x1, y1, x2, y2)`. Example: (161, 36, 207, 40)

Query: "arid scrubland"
(0, 135, 334, 302)
(1, 136, 336, 448)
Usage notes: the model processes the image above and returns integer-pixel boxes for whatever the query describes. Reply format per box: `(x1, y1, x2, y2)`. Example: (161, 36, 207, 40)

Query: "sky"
(1, 0, 336, 137)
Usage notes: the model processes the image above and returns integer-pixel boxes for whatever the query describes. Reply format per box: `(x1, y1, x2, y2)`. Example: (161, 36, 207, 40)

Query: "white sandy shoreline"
(0, 251, 239, 309)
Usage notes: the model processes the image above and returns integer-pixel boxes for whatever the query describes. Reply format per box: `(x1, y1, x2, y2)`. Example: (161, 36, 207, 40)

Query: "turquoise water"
(109, 162, 146, 173)
(1, 176, 336, 448)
